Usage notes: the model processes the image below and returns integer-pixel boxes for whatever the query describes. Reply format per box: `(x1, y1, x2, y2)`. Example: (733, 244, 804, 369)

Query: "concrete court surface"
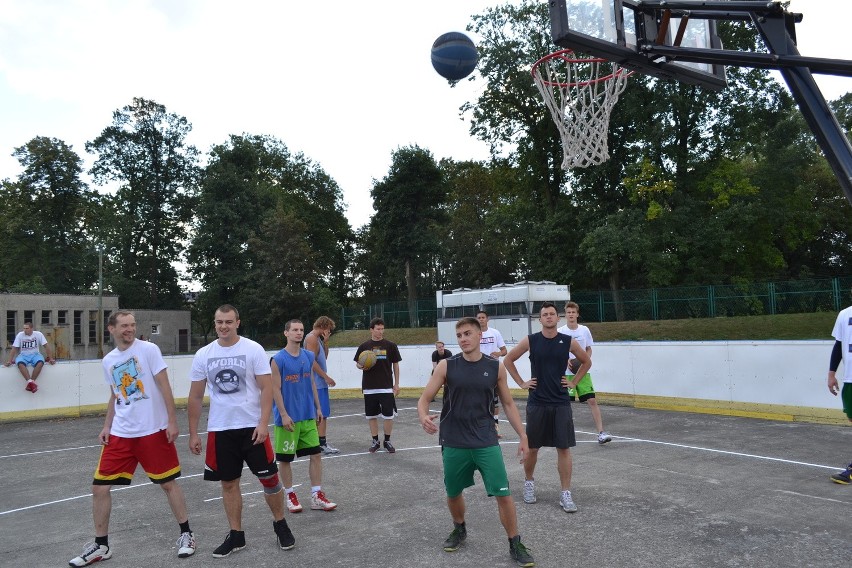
(0, 397, 850, 568)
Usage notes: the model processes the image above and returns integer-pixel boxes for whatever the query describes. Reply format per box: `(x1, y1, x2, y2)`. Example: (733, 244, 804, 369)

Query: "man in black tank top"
(417, 317, 535, 567)
(504, 302, 591, 514)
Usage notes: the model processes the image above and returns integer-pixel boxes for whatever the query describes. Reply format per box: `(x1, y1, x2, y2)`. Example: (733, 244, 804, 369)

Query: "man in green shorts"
(271, 319, 337, 512)
(557, 301, 612, 444)
(417, 317, 534, 567)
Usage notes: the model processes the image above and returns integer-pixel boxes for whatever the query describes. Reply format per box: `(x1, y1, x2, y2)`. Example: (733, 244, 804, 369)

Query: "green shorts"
(567, 373, 595, 402)
(442, 445, 510, 498)
(842, 383, 852, 420)
(273, 420, 320, 462)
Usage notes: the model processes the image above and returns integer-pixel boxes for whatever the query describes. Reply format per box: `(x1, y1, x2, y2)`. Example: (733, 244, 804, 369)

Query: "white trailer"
(435, 281, 571, 345)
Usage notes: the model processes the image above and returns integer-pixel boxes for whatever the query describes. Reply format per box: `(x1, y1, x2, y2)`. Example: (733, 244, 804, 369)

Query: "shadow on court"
(0, 397, 850, 567)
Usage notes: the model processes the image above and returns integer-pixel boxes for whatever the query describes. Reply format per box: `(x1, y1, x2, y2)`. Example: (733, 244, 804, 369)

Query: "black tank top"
(527, 332, 573, 407)
(439, 355, 500, 449)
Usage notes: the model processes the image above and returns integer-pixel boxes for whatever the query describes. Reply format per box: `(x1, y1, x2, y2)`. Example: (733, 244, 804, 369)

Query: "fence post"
(651, 288, 658, 321)
(597, 291, 605, 322)
(768, 282, 776, 315)
(708, 285, 715, 317)
(832, 277, 841, 312)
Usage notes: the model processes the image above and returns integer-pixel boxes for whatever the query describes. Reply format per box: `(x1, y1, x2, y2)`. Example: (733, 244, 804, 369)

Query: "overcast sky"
(0, 0, 849, 231)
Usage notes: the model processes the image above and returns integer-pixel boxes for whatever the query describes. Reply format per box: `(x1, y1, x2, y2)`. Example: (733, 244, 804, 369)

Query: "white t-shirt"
(13, 330, 47, 355)
(480, 327, 506, 358)
(190, 337, 272, 431)
(831, 305, 852, 383)
(558, 324, 593, 373)
(102, 339, 169, 438)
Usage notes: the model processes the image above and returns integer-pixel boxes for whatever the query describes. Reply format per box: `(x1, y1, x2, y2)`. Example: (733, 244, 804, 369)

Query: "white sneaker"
(320, 443, 340, 455)
(560, 490, 578, 513)
(69, 542, 112, 566)
(286, 491, 303, 513)
(176, 531, 196, 558)
(310, 490, 337, 511)
(523, 479, 536, 504)
(598, 431, 613, 444)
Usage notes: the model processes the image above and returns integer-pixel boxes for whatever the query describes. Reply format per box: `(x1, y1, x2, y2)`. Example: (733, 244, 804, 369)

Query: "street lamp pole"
(97, 247, 104, 358)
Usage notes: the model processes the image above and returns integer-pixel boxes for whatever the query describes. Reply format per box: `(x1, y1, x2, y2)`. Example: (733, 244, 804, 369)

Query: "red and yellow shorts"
(93, 429, 181, 485)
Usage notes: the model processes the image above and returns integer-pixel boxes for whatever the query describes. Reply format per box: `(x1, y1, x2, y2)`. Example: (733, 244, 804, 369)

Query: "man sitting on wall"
(6, 321, 55, 393)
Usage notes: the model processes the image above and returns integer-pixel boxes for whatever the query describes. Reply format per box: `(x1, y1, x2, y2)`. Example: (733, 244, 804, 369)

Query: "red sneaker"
(25, 381, 38, 393)
(286, 491, 302, 513)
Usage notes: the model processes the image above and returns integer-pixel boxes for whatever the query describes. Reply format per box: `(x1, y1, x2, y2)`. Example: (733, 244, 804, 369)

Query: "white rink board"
(0, 340, 841, 418)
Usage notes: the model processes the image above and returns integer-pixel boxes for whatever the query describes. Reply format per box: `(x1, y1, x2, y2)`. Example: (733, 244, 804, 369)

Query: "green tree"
(187, 134, 353, 332)
(86, 97, 199, 309)
(361, 146, 447, 324)
(0, 137, 98, 293)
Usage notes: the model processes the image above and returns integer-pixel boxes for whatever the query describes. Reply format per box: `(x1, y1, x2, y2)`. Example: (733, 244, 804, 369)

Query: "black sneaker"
(369, 440, 381, 453)
(212, 531, 246, 558)
(384, 441, 396, 454)
(509, 535, 535, 567)
(830, 464, 852, 484)
(443, 524, 467, 552)
(273, 519, 295, 550)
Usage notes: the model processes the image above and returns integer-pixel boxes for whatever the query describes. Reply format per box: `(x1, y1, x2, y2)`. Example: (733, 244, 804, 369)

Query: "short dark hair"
(540, 301, 557, 313)
(216, 304, 240, 319)
(456, 316, 480, 330)
(284, 319, 303, 331)
(108, 310, 134, 327)
(369, 317, 385, 329)
(476, 310, 489, 317)
(23, 321, 33, 326)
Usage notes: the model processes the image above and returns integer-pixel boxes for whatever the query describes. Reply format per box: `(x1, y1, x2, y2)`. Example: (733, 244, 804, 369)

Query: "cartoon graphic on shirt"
(111, 357, 149, 405)
(208, 355, 247, 394)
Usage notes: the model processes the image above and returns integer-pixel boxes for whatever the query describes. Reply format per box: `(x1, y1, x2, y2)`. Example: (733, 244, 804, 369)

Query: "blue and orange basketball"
(431, 32, 478, 81)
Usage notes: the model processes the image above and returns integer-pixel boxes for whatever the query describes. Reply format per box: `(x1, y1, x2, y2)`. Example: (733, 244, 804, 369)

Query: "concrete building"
(1, 293, 190, 360)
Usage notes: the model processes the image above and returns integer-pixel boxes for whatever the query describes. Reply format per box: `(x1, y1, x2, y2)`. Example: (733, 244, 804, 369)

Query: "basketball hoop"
(531, 50, 632, 169)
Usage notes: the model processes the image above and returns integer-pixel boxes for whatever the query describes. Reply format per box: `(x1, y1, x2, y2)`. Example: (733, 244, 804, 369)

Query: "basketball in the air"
(431, 32, 478, 81)
(358, 350, 378, 370)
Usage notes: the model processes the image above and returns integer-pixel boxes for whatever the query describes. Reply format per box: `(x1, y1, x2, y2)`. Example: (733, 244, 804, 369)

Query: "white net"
(531, 50, 631, 169)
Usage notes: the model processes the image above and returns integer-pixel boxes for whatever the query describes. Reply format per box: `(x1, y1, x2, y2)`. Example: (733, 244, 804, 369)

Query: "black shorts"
(364, 392, 397, 420)
(204, 427, 278, 482)
(525, 404, 576, 449)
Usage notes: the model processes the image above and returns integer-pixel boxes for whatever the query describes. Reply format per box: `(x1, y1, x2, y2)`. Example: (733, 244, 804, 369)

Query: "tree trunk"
(609, 263, 625, 322)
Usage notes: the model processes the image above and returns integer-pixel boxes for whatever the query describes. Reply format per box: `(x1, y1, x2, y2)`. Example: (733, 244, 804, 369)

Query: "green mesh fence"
(339, 276, 852, 329)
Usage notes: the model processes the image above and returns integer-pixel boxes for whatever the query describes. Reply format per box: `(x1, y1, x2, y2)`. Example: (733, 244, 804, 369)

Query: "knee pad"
(258, 473, 282, 495)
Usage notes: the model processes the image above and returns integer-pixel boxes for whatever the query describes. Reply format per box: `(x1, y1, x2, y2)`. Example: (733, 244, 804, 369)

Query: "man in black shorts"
(504, 302, 591, 513)
(354, 318, 402, 453)
(187, 304, 295, 557)
(418, 317, 534, 567)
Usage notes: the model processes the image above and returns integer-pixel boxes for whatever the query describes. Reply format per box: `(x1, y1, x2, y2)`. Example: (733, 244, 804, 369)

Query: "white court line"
(772, 489, 850, 504)
(0, 414, 364, 460)
(1, 409, 842, 517)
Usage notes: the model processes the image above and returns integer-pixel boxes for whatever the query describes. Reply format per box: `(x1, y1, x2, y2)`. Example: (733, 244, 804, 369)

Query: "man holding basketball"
(354, 317, 402, 453)
(504, 301, 591, 513)
(417, 317, 534, 567)
(828, 296, 852, 484)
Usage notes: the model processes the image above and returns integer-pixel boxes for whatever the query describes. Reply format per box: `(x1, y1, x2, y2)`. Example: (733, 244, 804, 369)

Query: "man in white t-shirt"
(477, 310, 507, 437)
(828, 297, 852, 484)
(557, 301, 612, 445)
(68, 310, 195, 567)
(187, 304, 295, 557)
(6, 321, 54, 393)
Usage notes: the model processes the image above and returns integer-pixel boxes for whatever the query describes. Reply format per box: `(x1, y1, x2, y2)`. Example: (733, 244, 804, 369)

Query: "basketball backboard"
(549, 0, 727, 89)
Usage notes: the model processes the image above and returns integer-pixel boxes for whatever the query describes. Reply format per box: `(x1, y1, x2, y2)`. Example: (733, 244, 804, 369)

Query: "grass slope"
(327, 312, 837, 347)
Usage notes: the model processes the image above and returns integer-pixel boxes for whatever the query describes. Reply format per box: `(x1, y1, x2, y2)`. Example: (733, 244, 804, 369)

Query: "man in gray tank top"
(417, 317, 535, 567)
